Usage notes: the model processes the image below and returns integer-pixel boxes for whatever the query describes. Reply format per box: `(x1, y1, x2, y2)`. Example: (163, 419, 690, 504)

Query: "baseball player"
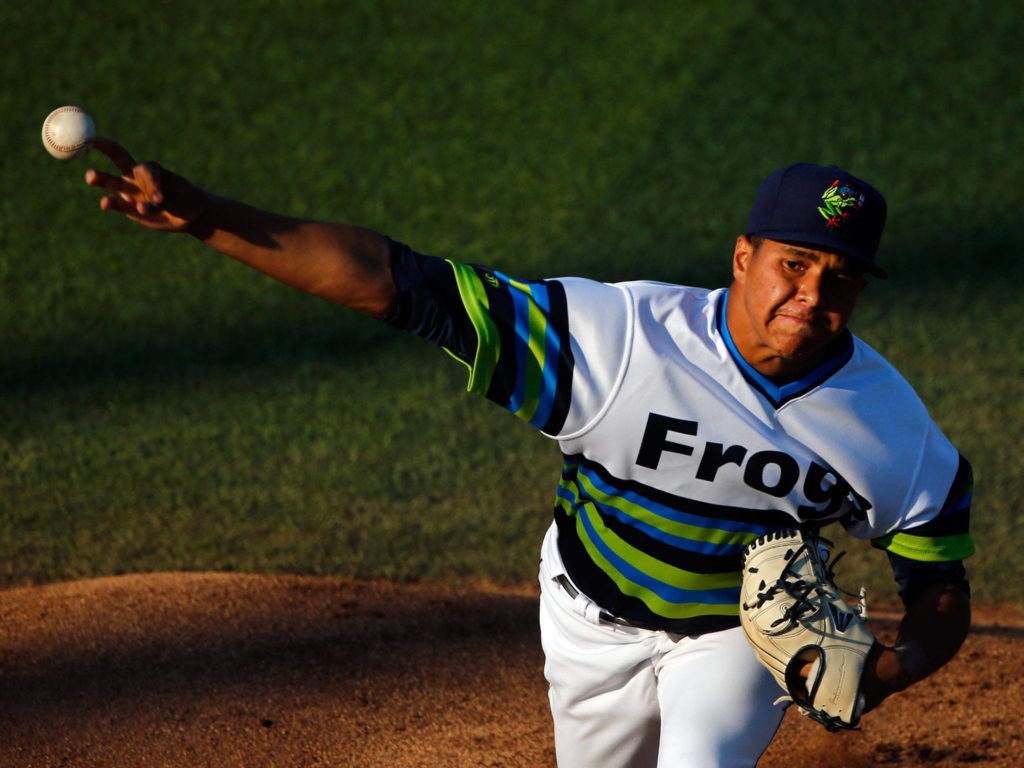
(84, 139, 973, 767)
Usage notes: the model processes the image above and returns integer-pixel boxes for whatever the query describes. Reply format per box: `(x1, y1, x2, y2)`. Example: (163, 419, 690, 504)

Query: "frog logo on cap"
(818, 179, 865, 230)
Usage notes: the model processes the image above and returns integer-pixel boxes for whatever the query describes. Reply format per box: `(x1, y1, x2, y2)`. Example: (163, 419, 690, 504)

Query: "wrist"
(183, 190, 221, 241)
(861, 642, 928, 712)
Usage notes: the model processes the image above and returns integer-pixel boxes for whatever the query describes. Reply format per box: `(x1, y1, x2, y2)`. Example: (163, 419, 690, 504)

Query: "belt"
(554, 573, 640, 628)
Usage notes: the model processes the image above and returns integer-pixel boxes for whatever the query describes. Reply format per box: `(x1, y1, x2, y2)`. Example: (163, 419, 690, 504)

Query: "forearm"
(85, 141, 398, 319)
(862, 581, 971, 710)
(187, 193, 396, 318)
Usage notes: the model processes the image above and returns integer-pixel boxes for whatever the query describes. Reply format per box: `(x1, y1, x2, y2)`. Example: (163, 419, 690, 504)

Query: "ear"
(733, 235, 755, 282)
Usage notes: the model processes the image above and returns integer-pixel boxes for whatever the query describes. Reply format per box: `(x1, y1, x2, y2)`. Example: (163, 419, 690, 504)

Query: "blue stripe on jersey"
(534, 281, 561, 430)
(491, 269, 565, 429)
(388, 254, 573, 434)
(555, 480, 577, 508)
(871, 454, 974, 561)
(945, 482, 972, 514)
(578, 506, 741, 606)
(564, 469, 754, 559)
(500, 269, 530, 416)
(555, 455, 795, 621)
(578, 490, 743, 558)
(578, 462, 762, 541)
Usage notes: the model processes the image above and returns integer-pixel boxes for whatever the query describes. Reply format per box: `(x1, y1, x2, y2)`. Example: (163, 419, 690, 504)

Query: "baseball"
(41, 106, 96, 160)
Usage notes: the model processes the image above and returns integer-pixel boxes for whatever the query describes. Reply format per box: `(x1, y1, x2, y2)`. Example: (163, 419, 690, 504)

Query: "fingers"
(97, 189, 163, 220)
(85, 160, 165, 216)
(98, 193, 135, 215)
(91, 137, 137, 176)
(85, 168, 136, 196)
(134, 162, 166, 209)
(85, 136, 162, 206)
(82, 141, 200, 232)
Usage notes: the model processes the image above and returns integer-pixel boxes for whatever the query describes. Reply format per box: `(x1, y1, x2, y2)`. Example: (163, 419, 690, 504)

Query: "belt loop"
(555, 573, 640, 629)
(573, 593, 595, 620)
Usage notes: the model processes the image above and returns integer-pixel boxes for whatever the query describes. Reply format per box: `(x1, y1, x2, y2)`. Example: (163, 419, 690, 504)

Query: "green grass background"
(2, 1, 1021, 604)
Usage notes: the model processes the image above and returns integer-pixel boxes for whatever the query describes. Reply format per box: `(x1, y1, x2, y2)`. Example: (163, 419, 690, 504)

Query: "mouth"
(773, 312, 827, 330)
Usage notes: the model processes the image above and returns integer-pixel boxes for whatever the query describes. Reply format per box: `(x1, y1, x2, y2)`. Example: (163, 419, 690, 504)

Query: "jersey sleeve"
(886, 551, 970, 606)
(868, 453, 975, 563)
(384, 239, 630, 437)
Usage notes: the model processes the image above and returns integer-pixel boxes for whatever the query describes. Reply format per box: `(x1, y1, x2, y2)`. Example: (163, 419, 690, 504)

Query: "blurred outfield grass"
(1, 1, 1021, 603)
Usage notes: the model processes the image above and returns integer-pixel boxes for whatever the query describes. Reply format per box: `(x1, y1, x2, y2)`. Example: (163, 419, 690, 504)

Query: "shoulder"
(826, 335, 957, 465)
(555, 278, 711, 331)
(579, 280, 719, 325)
(839, 336, 936, 422)
(556, 279, 719, 357)
(817, 336, 963, 534)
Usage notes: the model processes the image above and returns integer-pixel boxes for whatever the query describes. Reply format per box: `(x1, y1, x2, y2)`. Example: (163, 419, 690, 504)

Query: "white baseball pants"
(538, 523, 786, 768)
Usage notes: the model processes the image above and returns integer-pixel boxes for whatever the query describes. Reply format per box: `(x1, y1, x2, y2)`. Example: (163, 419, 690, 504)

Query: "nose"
(796, 272, 822, 307)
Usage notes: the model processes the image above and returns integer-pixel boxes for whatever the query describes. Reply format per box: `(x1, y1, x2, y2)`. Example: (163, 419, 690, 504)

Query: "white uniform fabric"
(539, 524, 785, 768)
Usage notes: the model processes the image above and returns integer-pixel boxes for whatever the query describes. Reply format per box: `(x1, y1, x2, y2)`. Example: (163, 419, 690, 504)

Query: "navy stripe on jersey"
(386, 239, 478, 360)
(456, 264, 574, 433)
(554, 454, 794, 631)
(554, 509, 744, 634)
(559, 454, 795, 531)
(718, 291, 854, 407)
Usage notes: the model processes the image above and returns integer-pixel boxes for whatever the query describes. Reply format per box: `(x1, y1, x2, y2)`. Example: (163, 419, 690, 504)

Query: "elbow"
(318, 227, 398, 318)
(356, 283, 399, 319)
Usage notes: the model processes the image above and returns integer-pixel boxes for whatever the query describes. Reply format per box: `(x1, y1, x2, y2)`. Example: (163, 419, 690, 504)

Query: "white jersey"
(545, 278, 971, 631)
(558, 279, 954, 532)
(386, 243, 974, 633)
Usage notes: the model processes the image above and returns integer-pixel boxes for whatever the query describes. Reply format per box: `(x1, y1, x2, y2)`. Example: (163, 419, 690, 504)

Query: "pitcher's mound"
(1, 573, 1020, 767)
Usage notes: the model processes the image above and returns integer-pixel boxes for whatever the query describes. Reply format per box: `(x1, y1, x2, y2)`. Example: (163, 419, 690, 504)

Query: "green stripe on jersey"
(572, 470, 761, 550)
(872, 531, 975, 562)
(575, 506, 739, 620)
(446, 260, 499, 396)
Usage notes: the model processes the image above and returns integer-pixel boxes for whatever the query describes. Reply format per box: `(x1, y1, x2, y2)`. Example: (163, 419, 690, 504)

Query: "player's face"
(727, 236, 867, 379)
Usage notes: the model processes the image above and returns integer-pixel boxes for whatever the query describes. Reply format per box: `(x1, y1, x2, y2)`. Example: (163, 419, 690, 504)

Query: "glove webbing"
(745, 537, 862, 633)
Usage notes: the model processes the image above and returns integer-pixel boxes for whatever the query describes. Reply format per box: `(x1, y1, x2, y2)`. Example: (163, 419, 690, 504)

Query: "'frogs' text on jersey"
(634, 412, 872, 522)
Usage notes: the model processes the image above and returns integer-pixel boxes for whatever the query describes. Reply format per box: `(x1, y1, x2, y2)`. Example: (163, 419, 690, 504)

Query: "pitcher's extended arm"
(85, 137, 396, 318)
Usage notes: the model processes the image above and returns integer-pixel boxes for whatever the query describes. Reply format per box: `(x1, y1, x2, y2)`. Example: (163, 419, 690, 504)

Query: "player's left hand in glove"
(739, 528, 878, 732)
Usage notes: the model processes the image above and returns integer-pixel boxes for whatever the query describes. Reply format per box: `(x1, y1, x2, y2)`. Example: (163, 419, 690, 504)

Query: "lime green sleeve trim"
(872, 531, 976, 562)
(441, 346, 472, 374)
(446, 260, 499, 396)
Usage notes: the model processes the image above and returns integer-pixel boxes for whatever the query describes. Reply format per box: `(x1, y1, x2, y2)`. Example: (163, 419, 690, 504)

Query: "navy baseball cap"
(746, 163, 888, 278)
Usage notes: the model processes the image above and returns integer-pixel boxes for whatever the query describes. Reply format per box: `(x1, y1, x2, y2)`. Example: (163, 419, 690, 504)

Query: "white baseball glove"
(739, 529, 878, 731)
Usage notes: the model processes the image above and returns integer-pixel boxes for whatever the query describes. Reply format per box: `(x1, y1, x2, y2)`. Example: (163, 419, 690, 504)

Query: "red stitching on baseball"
(44, 107, 91, 153)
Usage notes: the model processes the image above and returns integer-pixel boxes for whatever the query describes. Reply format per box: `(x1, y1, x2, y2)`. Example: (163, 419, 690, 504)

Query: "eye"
(834, 269, 863, 284)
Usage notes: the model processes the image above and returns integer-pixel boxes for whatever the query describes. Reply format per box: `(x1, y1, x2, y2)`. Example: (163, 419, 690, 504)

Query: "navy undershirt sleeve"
(887, 551, 970, 606)
(383, 238, 477, 363)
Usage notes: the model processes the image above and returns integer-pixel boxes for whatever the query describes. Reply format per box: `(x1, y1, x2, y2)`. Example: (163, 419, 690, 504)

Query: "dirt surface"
(1, 573, 1020, 767)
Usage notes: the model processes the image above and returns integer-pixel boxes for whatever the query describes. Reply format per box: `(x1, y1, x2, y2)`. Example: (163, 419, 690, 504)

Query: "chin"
(776, 339, 829, 362)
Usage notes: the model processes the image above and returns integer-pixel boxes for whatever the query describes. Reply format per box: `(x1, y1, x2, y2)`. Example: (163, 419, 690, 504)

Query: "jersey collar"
(717, 290, 853, 408)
